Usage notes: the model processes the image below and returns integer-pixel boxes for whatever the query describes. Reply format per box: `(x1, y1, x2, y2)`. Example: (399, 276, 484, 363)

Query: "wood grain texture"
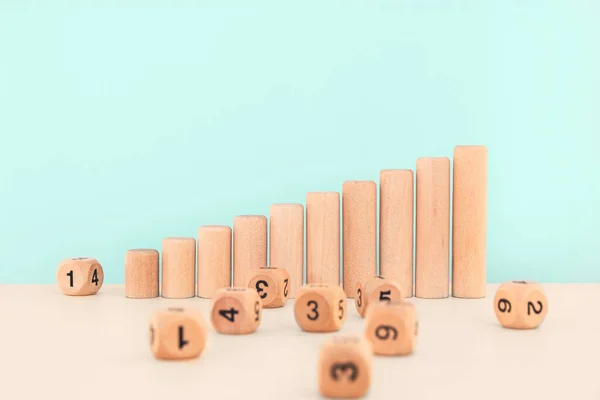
(306, 192, 340, 286)
(197, 225, 232, 299)
(379, 170, 414, 298)
(342, 181, 377, 298)
(415, 158, 450, 299)
(233, 215, 267, 287)
(125, 249, 159, 299)
(452, 145, 488, 298)
(161, 237, 196, 299)
(270, 203, 304, 299)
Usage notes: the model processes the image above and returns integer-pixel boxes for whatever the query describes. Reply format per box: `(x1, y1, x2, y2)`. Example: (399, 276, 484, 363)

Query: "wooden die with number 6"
(355, 276, 402, 318)
(294, 284, 346, 333)
(56, 257, 104, 296)
(365, 300, 418, 356)
(318, 335, 372, 399)
(149, 308, 207, 360)
(211, 287, 262, 334)
(247, 266, 290, 308)
(494, 281, 548, 329)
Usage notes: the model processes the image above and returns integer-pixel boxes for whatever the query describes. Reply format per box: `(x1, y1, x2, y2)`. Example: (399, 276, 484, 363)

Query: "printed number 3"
(307, 300, 319, 320)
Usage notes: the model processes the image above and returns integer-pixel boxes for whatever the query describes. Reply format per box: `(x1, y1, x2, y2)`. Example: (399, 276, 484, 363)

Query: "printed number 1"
(67, 270, 74, 287)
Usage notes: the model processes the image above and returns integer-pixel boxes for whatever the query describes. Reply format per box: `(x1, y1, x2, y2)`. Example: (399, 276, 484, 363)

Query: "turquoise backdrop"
(1, 0, 598, 284)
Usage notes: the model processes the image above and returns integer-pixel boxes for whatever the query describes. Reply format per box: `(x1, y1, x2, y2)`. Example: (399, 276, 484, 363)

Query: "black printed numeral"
(528, 301, 543, 315)
(497, 298, 511, 313)
(255, 280, 268, 299)
(219, 307, 239, 323)
(178, 326, 188, 349)
(375, 325, 398, 340)
(307, 300, 319, 321)
(330, 362, 358, 381)
(91, 269, 99, 285)
(283, 278, 289, 297)
(379, 290, 391, 302)
(254, 301, 260, 321)
(338, 299, 344, 320)
(66, 270, 74, 287)
(356, 288, 363, 307)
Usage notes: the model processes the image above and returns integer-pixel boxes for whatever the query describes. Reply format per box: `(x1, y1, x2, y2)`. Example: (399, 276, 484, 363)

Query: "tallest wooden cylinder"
(342, 180, 377, 298)
(452, 145, 488, 298)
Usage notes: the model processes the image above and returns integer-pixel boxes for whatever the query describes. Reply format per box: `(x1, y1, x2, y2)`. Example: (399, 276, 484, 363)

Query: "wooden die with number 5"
(247, 266, 290, 308)
(56, 257, 104, 296)
(355, 276, 402, 318)
(318, 335, 372, 398)
(149, 308, 207, 360)
(365, 301, 418, 356)
(211, 287, 262, 334)
(294, 284, 347, 333)
(494, 281, 548, 329)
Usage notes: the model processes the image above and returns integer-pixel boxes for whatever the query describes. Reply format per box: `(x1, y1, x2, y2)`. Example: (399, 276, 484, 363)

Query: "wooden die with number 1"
(56, 257, 104, 296)
(149, 308, 207, 360)
(211, 287, 262, 334)
(247, 266, 290, 308)
(294, 284, 347, 333)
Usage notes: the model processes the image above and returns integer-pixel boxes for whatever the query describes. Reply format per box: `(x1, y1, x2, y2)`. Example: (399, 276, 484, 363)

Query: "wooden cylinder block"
(415, 157, 450, 299)
(197, 225, 232, 298)
(161, 237, 196, 299)
(306, 192, 340, 286)
(270, 203, 304, 299)
(342, 181, 377, 298)
(379, 169, 414, 298)
(452, 145, 488, 298)
(125, 249, 159, 299)
(233, 215, 267, 287)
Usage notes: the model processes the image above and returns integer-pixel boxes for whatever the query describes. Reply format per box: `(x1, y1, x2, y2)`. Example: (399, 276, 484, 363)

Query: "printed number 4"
(219, 308, 239, 322)
(91, 269, 99, 285)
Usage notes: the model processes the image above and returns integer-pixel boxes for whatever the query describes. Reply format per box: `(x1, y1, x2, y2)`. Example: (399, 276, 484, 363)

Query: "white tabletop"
(0, 284, 598, 400)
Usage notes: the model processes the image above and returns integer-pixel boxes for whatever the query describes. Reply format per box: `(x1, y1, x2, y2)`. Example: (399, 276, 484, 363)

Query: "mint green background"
(1, 1, 598, 284)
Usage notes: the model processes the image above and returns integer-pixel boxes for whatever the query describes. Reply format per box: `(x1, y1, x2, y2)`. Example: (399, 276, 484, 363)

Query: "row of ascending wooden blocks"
(124, 145, 487, 300)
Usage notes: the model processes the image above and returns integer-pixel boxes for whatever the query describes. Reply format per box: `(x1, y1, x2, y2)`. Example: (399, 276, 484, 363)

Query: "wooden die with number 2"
(56, 257, 104, 296)
(355, 276, 402, 318)
(494, 281, 548, 329)
(365, 300, 418, 356)
(149, 308, 207, 360)
(211, 287, 262, 334)
(318, 335, 372, 399)
(294, 284, 347, 333)
(247, 266, 290, 308)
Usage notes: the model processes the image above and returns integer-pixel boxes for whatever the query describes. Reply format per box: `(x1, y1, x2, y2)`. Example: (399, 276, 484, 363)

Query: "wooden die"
(365, 301, 418, 356)
(211, 287, 262, 334)
(247, 266, 290, 308)
(494, 281, 548, 329)
(318, 335, 372, 399)
(355, 276, 402, 318)
(294, 284, 347, 333)
(149, 308, 207, 360)
(56, 257, 104, 296)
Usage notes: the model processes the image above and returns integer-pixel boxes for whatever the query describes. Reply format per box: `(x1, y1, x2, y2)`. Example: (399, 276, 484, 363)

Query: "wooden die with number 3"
(365, 300, 418, 356)
(56, 257, 104, 296)
(247, 266, 290, 308)
(318, 335, 372, 399)
(494, 281, 548, 329)
(149, 308, 207, 360)
(355, 276, 402, 318)
(294, 284, 347, 333)
(211, 287, 262, 334)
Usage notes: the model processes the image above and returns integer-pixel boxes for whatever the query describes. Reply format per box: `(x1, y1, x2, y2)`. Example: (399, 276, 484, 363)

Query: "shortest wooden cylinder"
(125, 249, 159, 299)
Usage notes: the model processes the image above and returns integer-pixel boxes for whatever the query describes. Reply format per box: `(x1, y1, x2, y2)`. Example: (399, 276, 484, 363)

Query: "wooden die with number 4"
(318, 335, 372, 399)
(211, 287, 262, 334)
(365, 300, 418, 356)
(149, 308, 207, 360)
(355, 276, 402, 318)
(56, 257, 104, 296)
(494, 281, 548, 329)
(247, 266, 290, 308)
(294, 284, 347, 333)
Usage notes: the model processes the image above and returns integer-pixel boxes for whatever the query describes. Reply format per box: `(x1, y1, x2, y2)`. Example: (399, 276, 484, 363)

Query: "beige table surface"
(0, 284, 598, 400)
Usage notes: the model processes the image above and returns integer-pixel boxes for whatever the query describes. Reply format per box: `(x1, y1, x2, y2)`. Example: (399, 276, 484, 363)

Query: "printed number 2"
(528, 301, 543, 315)
(283, 279, 289, 297)
(67, 270, 74, 287)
